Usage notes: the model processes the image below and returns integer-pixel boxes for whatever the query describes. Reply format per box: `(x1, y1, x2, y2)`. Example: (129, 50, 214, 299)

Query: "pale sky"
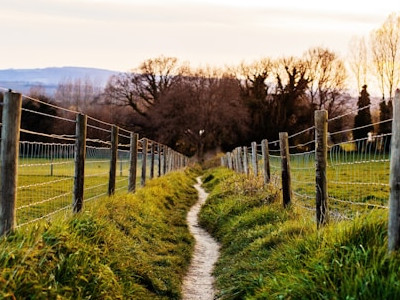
(0, 0, 398, 72)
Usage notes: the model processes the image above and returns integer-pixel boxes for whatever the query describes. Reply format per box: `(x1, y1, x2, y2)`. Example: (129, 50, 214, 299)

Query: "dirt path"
(182, 177, 220, 300)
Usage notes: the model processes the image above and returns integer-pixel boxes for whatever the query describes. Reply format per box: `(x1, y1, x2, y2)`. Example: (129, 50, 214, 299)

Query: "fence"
(222, 89, 400, 251)
(0, 90, 188, 235)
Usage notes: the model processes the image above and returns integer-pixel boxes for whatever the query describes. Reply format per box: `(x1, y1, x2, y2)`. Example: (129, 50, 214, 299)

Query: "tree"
(103, 72, 148, 117)
(55, 77, 103, 113)
(378, 99, 392, 152)
(230, 57, 314, 146)
(303, 47, 349, 118)
(348, 36, 368, 93)
(353, 85, 373, 151)
(370, 28, 387, 100)
(370, 13, 400, 145)
(148, 67, 249, 161)
(272, 57, 312, 140)
(228, 58, 273, 143)
(20, 93, 58, 142)
(104, 55, 186, 118)
(370, 13, 400, 100)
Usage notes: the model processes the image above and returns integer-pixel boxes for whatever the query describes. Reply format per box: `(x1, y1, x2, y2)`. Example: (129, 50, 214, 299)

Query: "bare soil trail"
(182, 177, 220, 300)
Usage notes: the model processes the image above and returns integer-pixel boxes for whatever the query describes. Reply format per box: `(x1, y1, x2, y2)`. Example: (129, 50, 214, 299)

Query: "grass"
(0, 167, 200, 299)
(16, 156, 158, 226)
(264, 149, 390, 218)
(199, 167, 400, 299)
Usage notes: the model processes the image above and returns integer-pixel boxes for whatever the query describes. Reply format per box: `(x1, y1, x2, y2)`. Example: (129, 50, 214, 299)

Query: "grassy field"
(16, 156, 159, 227)
(199, 167, 400, 299)
(266, 148, 390, 218)
(1, 167, 199, 299)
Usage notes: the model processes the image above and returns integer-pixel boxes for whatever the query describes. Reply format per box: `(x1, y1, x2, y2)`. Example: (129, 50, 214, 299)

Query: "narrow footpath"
(182, 177, 220, 300)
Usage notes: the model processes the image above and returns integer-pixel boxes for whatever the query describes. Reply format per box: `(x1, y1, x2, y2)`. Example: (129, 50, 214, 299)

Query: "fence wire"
(287, 128, 316, 212)
(16, 94, 77, 227)
(225, 103, 394, 222)
(17, 141, 75, 227)
(0, 90, 186, 228)
(115, 132, 131, 192)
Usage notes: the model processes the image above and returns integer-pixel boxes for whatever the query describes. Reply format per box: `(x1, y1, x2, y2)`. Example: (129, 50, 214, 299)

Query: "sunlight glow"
(0, 0, 397, 72)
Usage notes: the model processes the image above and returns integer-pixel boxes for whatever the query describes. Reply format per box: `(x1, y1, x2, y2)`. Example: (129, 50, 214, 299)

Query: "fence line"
(0, 90, 189, 234)
(223, 89, 400, 251)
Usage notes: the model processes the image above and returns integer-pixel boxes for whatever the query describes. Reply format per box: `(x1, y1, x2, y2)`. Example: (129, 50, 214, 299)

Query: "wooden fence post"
(169, 149, 174, 172)
(108, 125, 118, 196)
(243, 146, 249, 175)
(251, 142, 258, 177)
(227, 152, 233, 169)
(389, 89, 400, 252)
(172, 151, 176, 171)
(73, 113, 87, 213)
(165, 148, 169, 173)
(128, 133, 138, 193)
(261, 139, 271, 184)
(163, 146, 168, 175)
(315, 110, 329, 227)
(141, 138, 148, 186)
(173, 151, 179, 171)
(279, 132, 292, 207)
(0, 91, 22, 235)
(157, 143, 162, 177)
(231, 149, 236, 171)
(150, 141, 155, 179)
(233, 148, 238, 172)
(237, 147, 243, 173)
(166, 148, 171, 172)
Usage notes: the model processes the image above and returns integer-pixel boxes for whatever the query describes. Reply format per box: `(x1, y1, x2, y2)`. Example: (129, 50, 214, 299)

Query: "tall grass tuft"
(199, 167, 400, 299)
(0, 167, 200, 299)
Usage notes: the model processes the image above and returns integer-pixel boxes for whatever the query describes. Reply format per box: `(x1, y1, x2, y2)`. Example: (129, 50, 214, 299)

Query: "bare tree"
(232, 58, 274, 98)
(348, 36, 368, 93)
(228, 58, 274, 142)
(370, 13, 400, 101)
(149, 67, 249, 160)
(55, 77, 102, 112)
(273, 57, 312, 137)
(103, 72, 147, 116)
(104, 55, 187, 117)
(370, 28, 386, 100)
(382, 13, 400, 101)
(303, 47, 348, 117)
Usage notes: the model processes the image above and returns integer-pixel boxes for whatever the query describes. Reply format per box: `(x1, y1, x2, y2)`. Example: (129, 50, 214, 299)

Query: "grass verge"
(0, 167, 200, 300)
(199, 167, 400, 299)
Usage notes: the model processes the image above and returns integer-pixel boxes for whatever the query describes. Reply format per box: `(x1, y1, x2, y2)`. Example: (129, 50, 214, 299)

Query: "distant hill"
(0, 67, 119, 95)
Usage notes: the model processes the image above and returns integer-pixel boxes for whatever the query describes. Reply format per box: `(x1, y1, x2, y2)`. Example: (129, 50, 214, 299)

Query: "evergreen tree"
(353, 85, 373, 151)
(378, 100, 392, 134)
(378, 99, 392, 152)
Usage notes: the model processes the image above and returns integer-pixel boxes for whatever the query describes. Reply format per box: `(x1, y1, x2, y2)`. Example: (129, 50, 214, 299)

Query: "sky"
(0, 0, 398, 73)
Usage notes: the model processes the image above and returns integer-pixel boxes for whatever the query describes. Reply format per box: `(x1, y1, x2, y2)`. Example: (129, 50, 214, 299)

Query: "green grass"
(265, 149, 390, 218)
(0, 167, 200, 299)
(16, 157, 159, 226)
(199, 167, 400, 299)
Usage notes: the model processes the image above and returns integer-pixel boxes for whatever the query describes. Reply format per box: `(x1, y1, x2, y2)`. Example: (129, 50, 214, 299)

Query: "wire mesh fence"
(17, 141, 75, 227)
(223, 96, 396, 223)
(0, 90, 189, 232)
(16, 97, 78, 227)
